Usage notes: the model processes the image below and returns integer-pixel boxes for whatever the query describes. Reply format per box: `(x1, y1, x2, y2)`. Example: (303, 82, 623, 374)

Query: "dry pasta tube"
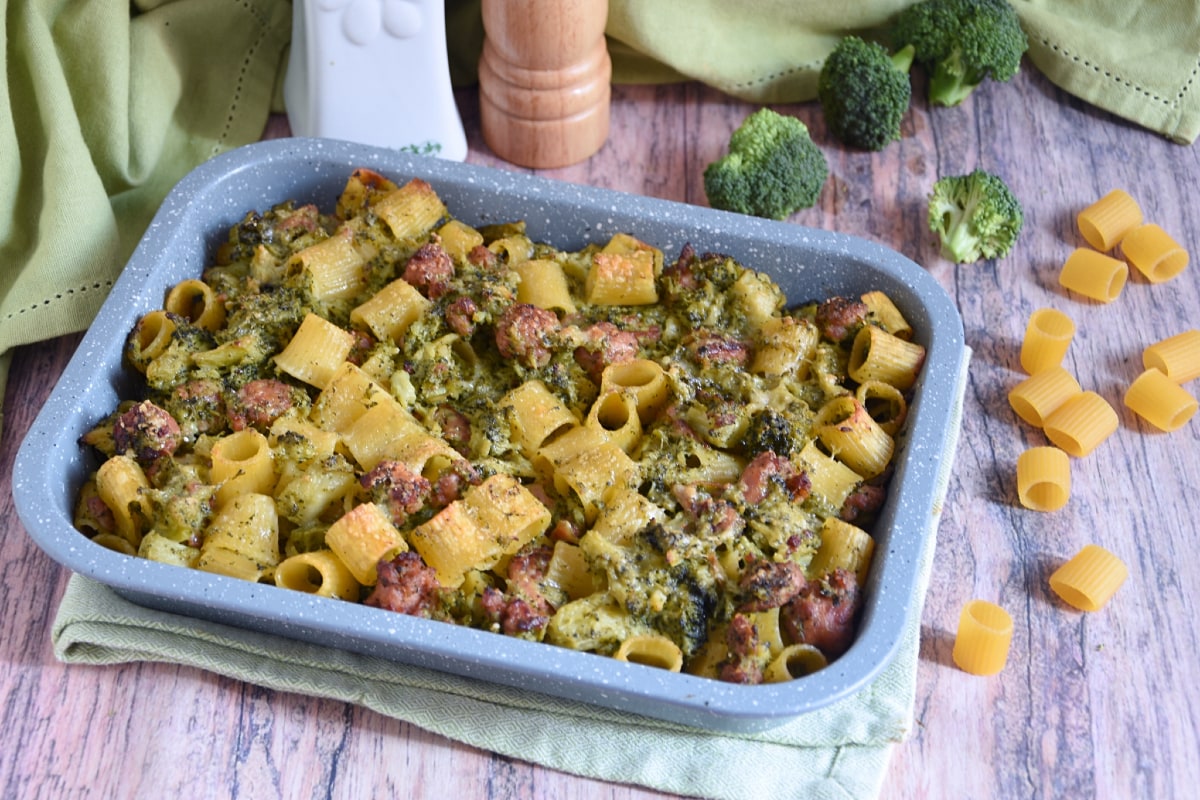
(952, 600, 1013, 676)
(1123, 368, 1198, 432)
(1058, 248, 1128, 303)
(763, 644, 828, 683)
(1016, 447, 1070, 511)
(1143, 329, 1200, 384)
(274, 550, 361, 600)
(1007, 366, 1082, 428)
(1076, 189, 1142, 252)
(614, 634, 684, 672)
(1049, 544, 1128, 612)
(1120, 223, 1189, 284)
(1019, 308, 1075, 375)
(1043, 391, 1118, 457)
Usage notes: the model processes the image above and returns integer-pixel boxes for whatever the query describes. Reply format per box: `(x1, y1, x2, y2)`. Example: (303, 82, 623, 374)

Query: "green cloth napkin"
(0, 0, 292, 436)
(51, 348, 968, 800)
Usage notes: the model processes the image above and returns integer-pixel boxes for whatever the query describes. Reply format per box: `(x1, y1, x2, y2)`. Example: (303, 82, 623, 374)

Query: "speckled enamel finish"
(13, 137, 965, 732)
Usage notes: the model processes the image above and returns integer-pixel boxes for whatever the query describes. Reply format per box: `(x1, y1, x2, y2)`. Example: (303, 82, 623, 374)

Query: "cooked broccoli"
(891, 0, 1028, 107)
(703, 108, 828, 220)
(817, 37, 915, 151)
(928, 169, 1024, 263)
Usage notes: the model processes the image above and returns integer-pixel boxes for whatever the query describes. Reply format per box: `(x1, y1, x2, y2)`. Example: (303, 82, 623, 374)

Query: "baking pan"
(14, 137, 964, 732)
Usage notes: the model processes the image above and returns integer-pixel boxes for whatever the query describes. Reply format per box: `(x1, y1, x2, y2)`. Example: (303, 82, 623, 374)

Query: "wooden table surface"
(3, 65, 1199, 799)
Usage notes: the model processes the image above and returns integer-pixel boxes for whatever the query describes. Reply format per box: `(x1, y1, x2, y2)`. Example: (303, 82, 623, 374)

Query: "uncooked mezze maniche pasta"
(74, 169, 926, 686)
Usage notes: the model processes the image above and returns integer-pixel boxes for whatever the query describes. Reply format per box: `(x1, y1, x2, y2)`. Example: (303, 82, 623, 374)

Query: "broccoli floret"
(818, 37, 915, 151)
(891, 0, 1028, 107)
(703, 108, 828, 220)
(928, 169, 1023, 263)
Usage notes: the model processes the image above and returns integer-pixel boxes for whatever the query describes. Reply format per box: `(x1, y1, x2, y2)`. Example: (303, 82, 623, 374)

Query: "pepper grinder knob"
(478, 0, 611, 169)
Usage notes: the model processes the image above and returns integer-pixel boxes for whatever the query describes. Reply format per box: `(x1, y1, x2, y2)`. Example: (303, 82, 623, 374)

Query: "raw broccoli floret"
(891, 0, 1028, 107)
(817, 37, 915, 151)
(703, 108, 828, 220)
(928, 169, 1023, 263)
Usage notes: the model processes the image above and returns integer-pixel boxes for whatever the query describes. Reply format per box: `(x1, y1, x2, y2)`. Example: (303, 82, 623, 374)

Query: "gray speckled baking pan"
(15, 137, 964, 732)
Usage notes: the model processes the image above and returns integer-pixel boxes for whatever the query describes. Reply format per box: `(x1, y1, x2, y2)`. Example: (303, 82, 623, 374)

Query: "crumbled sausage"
(365, 552, 443, 617)
(494, 303, 559, 368)
(113, 400, 182, 464)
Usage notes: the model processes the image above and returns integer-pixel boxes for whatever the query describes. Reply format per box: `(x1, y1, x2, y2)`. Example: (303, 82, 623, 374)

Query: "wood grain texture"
(3, 67, 1199, 799)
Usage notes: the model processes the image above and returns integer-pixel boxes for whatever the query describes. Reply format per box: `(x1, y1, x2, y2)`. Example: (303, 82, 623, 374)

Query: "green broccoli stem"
(929, 59, 980, 107)
(892, 44, 916, 74)
(939, 215, 979, 263)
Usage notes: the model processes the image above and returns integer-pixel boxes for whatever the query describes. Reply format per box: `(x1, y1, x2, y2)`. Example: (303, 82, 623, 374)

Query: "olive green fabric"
(0, 0, 293, 436)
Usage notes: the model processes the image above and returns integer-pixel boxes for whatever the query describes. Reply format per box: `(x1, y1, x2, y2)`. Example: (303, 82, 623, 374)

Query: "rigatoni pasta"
(1019, 308, 1075, 375)
(1007, 366, 1082, 428)
(1123, 368, 1198, 432)
(1049, 544, 1128, 612)
(1120, 223, 1189, 284)
(1042, 391, 1119, 457)
(952, 599, 1013, 676)
(1143, 329, 1200, 384)
(1058, 248, 1128, 303)
(1076, 189, 1142, 252)
(1016, 446, 1070, 511)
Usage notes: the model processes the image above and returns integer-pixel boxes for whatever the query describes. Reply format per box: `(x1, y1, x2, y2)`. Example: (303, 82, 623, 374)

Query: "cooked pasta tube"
(585, 390, 643, 453)
(373, 177, 447, 240)
(1016, 447, 1071, 511)
(1049, 544, 1128, 612)
(198, 492, 280, 581)
(1007, 366, 1082, 428)
(128, 310, 177, 371)
(210, 429, 277, 507)
(310, 362, 391, 433)
(349, 277, 431, 343)
(860, 290, 912, 340)
(1143, 329, 1200, 384)
(500, 380, 579, 456)
(95, 454, 151, 546)
(813, 395, 894, 479)
(165, 279, 226, 331)
(1042, 391, 1119, 457)
(795, 440, 862, 512)
(514, 258, 577, 314)
(91, 533, 138, 556)
(855, 380, 908, 436)
(751, 315, 820, 379)
(808, 517, 875, 586)
(324, 503, 409, 585)
(614, 634, 684, 672)
(848, 325, 926, 390)
(952, 600, 1012, 676)
(287, 226, 368, 302)
(435, 219, 484, 263)
(763, 644, 828, 683)
(275, 550, 362, 600)
(1019, 308, 1075, 375)
(138, 532, 201, 568)
(1058, 248, 1128, 303)
(543, 541, 596, 601)
(586, 249, 658, 305)
(1076, 189, 1142, 251)
(274, 313, 356, 389)
(599, 359, 669, 423)
(1123, 368, 1198, 432)
(1120, 223, 1189, 284)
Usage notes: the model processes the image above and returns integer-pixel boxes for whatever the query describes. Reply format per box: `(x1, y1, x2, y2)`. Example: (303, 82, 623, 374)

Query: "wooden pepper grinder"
(478, 0, 611, 169)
